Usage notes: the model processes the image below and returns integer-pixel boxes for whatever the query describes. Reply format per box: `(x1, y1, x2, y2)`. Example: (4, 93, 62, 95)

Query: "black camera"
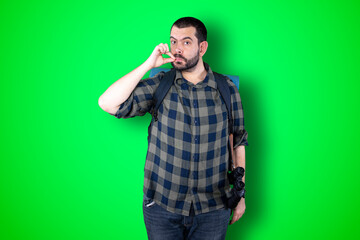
(227, 167, 245, 209)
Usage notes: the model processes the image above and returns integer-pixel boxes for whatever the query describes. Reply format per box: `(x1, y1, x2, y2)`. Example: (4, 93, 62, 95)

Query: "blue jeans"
(143, 194, 232, 240)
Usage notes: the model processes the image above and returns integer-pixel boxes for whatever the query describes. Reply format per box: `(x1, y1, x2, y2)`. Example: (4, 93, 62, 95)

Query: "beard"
(171, 50, 200, 71)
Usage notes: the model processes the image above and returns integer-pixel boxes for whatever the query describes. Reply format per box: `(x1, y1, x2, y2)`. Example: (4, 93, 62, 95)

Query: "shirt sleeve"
(110, 72, 163, 119)
(226, 77, 249, 148)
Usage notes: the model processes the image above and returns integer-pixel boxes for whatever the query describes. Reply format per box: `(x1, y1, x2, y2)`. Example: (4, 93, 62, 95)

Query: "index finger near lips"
(165, 51, 175, 59)
(164, 44, 174, 58)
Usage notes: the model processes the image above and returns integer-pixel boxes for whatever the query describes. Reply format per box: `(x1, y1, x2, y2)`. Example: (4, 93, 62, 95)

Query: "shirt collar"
(174, 62, 217, 89)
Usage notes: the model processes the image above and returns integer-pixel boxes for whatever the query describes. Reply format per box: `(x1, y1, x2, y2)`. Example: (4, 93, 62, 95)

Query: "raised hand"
(145, 43, 175, 69)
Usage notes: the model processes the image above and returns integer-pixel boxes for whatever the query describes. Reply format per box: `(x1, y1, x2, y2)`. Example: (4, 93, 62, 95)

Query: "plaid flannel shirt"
(112, 62, 248, 216)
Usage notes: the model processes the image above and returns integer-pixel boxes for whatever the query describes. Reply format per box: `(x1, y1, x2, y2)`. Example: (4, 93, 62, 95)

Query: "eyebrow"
(170, 36, 193, 41)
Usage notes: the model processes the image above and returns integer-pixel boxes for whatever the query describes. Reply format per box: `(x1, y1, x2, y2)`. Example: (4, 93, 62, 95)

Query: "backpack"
(148, 68, 236, 172)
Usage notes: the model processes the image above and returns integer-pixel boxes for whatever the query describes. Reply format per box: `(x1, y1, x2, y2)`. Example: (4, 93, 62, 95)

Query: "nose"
(175, 47, 183, 54)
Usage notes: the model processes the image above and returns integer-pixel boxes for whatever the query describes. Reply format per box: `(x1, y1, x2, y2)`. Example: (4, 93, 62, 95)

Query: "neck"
(181, 59, 208, 84)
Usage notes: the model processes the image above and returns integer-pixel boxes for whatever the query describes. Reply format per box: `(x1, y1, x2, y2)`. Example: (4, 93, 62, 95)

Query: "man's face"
(170, 26, 200, 71)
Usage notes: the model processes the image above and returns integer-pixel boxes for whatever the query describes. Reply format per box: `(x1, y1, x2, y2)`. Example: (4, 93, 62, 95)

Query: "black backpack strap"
(213, 71, 235, 172)
(150, 68, 176, 121)
(213, 72, 233, 134)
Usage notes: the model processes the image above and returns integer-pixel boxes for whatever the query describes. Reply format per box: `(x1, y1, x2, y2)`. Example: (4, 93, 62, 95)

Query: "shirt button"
(194, 120, 197, 124)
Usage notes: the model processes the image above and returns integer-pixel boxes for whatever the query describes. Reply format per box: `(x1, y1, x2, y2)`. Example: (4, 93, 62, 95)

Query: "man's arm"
(234, 145, 245, 181)
(98, 43, 175, 115)
(229, 145, 246, 225)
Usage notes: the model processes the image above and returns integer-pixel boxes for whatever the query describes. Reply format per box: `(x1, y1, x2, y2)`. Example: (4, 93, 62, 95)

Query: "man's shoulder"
(212, 71, 238, 91)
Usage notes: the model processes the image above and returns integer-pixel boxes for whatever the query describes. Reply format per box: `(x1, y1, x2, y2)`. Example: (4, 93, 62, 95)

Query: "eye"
(171, 40, 176, 44)
(185, 41, 190, 45)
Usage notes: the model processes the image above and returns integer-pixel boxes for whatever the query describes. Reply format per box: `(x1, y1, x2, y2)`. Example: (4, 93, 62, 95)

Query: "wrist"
(142, 60, 153, 72)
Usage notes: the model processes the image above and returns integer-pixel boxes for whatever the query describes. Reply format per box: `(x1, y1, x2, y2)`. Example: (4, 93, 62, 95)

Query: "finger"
(228, 209, 233, 225)
(157, 44, 164, 54)
(232, 213, 240, 223)
(159, 44, 164, 54)
(166, 51, 175, 59)
(165, 43, 170, 53)
(156, 46, 163, 55)
(164, 57, 175, 63)
(230, 213, 235, 225)
(158, 44, 163, 54)
(230, 216, 238, 225)
(160, 44, 166, 54)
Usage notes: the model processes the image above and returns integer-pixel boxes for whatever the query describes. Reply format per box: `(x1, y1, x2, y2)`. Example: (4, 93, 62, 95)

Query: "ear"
(199, 41, 208, 57)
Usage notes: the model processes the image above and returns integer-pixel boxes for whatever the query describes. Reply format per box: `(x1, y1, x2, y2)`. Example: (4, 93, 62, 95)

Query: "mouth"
(175, 58, 184, 62)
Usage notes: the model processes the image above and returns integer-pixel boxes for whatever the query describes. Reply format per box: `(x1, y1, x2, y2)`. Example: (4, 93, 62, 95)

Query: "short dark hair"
(171, 17, 207, 44)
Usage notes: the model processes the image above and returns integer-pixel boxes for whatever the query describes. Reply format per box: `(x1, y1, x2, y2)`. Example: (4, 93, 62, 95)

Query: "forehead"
(170, 26, 197, 40)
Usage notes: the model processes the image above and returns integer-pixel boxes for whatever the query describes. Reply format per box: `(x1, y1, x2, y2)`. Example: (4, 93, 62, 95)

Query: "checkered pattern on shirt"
(112, 62, 248, 216)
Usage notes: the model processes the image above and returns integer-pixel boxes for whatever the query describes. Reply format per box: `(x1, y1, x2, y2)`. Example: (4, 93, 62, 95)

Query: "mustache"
(174, 54, 186, 60)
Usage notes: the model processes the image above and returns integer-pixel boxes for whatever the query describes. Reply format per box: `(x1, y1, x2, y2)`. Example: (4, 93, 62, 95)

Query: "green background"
(1, 0, 359, 239)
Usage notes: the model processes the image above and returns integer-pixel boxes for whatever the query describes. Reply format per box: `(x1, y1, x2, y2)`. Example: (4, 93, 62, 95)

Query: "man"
(98, 17, 248, 240)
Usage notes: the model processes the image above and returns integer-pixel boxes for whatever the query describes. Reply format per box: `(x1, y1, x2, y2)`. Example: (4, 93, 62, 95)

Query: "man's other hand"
(230, 198, 246, 225)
